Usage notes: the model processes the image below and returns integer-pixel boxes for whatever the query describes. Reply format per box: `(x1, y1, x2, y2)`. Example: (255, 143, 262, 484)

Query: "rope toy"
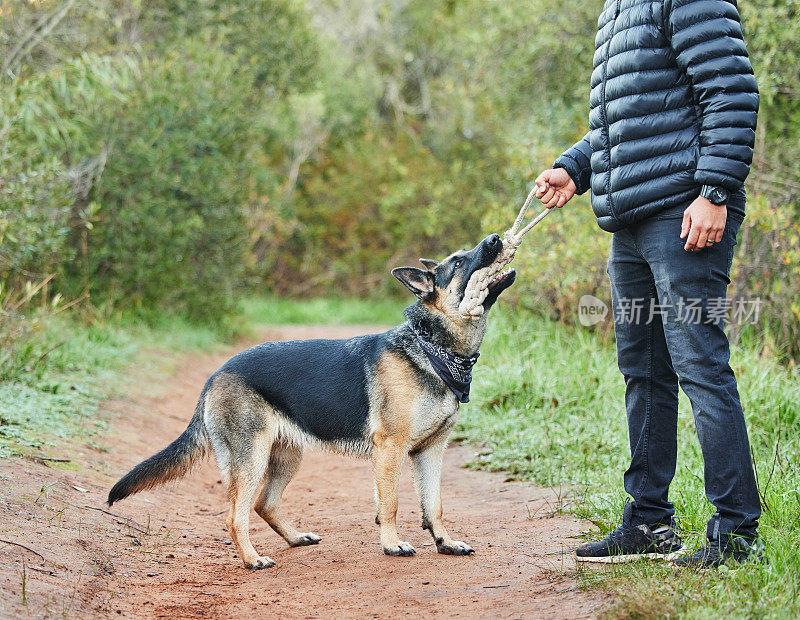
(458, 185, 552, 319)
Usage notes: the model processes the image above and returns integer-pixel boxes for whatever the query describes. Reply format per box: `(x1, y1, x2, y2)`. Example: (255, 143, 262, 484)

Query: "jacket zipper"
(600, 0, 621, 219)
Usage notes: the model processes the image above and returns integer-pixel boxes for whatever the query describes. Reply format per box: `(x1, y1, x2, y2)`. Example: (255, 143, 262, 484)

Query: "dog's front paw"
(244, 555, 276, 570)
(436, 539, 474, 556)
(289, 532, 322, 547)
(383, 541, 416, 557)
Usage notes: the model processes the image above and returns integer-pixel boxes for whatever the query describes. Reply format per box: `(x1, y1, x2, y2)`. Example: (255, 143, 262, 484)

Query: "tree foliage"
(0, 0, 798, 357)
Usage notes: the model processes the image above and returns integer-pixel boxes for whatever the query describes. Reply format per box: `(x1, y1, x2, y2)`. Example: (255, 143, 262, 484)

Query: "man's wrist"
(700, 185, 729, 206)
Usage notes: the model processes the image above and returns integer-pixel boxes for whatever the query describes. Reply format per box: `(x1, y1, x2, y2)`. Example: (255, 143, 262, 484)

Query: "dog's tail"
(107, 384, 210, 506)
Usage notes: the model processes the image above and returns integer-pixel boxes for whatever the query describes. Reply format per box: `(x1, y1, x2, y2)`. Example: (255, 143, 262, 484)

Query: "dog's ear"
(392, 267, 435, 299)
(419, 258, 439, 271)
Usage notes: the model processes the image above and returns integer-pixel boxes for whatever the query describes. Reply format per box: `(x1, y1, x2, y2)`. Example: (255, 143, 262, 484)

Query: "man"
(534, 0, 763, 567)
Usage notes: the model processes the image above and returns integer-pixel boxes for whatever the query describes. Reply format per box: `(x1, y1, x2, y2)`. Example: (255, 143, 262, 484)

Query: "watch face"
(704, 187, 728, 204)
(711, 188, 727, 204)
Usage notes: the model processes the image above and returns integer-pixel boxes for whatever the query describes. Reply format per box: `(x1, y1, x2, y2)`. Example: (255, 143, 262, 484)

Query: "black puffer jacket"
(554, 0, 758, 232)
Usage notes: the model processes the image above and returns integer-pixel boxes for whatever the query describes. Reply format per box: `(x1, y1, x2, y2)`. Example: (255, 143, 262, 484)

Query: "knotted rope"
(458, 185, 552, 319)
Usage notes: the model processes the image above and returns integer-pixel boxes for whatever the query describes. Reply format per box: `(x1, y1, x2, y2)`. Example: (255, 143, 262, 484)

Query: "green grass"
(0, 313, 228, 459)
(0, 296, 405, 460)
(0, 319, 132, 458)
(457, 306, 800, 618)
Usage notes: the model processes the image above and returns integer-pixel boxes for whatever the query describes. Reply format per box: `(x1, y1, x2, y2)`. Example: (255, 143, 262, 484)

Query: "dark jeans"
(607, 211, 760, 540)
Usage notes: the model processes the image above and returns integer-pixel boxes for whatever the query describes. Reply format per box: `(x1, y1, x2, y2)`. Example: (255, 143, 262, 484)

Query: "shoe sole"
(574, 549, 685, 564)
(671, 555, 767, 571)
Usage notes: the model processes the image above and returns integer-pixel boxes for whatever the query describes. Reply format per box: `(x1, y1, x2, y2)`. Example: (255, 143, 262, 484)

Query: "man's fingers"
(680, 211, 691, 239)
(694, 227, 710, 251)
(684, 221, 701, 251)
(534, 171, 551, 198)
(539, 186, 556, 205)
(545, 191, 561, 209)
(534, 169, 574, 206)
(681, 198, 728, 250)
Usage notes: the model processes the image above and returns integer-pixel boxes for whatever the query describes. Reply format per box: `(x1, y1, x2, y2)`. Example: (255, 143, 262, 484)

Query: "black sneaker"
(673, 535, 765, 569)
(574, 505, 683, 564)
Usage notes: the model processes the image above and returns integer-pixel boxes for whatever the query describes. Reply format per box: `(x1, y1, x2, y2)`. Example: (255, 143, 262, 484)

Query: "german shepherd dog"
(108, 233, 515, 569)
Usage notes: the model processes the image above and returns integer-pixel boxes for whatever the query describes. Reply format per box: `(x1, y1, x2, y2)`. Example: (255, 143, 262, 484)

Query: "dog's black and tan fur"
(108, 234, 516, 569)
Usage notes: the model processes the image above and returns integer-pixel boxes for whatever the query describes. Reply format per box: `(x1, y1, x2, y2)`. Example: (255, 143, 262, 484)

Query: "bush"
(1, 52, 135, 291)
(0, 158, 72, 288)
(82, 43, 258, 321)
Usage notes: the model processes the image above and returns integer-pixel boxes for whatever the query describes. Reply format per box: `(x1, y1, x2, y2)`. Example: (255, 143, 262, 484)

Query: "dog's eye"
(454, 259, 463, 268)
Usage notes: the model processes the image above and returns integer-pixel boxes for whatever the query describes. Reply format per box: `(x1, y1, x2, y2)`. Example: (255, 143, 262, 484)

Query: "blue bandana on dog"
(410, 323, 480, 403)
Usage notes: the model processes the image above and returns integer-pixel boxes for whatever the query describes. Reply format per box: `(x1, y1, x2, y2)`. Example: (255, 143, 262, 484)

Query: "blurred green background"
(2, 2, 800, 616)
(2, 0, 798, 357)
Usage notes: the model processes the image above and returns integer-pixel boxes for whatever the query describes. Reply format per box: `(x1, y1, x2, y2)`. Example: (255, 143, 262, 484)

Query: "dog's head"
(392, 234, 516, 351)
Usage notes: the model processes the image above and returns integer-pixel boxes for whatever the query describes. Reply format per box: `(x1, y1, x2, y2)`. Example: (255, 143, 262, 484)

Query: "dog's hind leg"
(373, 434, 414, 556)
(205, 375, 276, 569)
(253, 441, 321, 547)
(223, 431, 275, 570)
(411, 439, 474, 556)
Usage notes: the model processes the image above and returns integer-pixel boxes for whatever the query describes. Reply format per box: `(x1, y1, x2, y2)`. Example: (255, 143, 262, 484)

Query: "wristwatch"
(700, 185, 729, 205)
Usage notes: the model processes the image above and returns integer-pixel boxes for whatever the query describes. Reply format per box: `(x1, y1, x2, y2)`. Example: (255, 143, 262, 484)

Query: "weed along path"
(0, 326, 601, 618)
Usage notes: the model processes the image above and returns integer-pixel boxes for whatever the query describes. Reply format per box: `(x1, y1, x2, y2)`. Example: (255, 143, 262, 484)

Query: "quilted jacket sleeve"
(666, 0, 759, 192)
(553, 132, 593, 195)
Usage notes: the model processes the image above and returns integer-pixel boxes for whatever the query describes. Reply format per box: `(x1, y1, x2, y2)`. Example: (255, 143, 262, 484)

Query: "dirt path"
(0, 326, 600, 619)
